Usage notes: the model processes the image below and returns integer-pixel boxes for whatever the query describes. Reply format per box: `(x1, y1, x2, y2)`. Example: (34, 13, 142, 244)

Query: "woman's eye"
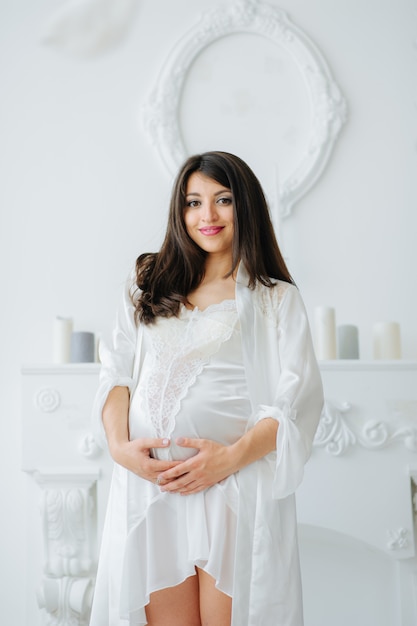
(218, 196, 232, 205)
(186, 200, 200, 208)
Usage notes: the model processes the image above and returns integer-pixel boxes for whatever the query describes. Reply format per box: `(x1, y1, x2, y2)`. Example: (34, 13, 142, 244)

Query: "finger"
(140, 437, 170, 449)
(150, 459, 182, 472)
(158, 461, 191, 481)
(150, 465, 181, 485)
(178, 478, 209, 495)
(159, 473, 190, 491)
(175, 436, 205, 448)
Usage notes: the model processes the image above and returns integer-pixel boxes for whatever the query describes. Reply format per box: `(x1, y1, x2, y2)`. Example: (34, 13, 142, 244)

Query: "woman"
(90, 151, 323, 626)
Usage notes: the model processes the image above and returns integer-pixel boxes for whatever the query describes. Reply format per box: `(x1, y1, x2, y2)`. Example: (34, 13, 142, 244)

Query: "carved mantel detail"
(314, 399, 417, 456)
(31, 469, 100, 626)
(78, 433, 102, 460)
(386, 527, 409, 551)
(35, 388, 61, 413)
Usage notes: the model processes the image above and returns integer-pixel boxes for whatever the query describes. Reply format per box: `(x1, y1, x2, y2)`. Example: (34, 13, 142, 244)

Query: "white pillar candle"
(373, 322, 401, 359)
(53, 316, 73, 364)
(337, 324, 359, 359)
(314, 306, 337, 360)
(95, 333, 101, 363)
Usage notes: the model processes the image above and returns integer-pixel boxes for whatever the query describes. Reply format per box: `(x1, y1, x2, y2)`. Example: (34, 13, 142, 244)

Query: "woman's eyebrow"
(185, 189, 231, 198)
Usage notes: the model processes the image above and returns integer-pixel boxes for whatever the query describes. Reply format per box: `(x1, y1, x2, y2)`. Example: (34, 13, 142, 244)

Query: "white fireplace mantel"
(21, 361, 417, 625)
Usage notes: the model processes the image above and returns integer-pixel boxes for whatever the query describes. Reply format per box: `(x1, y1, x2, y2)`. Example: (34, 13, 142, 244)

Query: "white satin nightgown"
(129, 299, 250, 594)
(96, 300, 252, 623)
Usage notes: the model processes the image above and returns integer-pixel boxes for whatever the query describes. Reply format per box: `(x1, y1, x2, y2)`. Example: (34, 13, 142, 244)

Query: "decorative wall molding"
(37, 576, 93, 626)
(35, 388, 61, 413)
(78, 433, 102, 460)
(314, 399, 417, 456)
(313, 400, 354, 456)
(142, 0, 347, 216)
(386, 527, 409, 551)
(31, 469, 100, 625)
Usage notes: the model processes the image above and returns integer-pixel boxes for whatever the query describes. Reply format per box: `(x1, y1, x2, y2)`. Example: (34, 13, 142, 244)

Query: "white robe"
(90, 263, 324, 626)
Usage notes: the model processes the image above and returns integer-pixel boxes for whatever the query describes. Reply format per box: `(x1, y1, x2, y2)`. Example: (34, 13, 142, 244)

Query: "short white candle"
(314, 306, 337, 360)
(373, 322, 401, 359)
(70, 331, 95, 363)
(337, 324, 359, 359)
(53, 316, 73, 363)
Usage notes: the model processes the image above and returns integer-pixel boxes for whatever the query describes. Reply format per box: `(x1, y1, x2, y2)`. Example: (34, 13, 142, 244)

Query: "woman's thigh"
(197, 567, 232, 626)
(145, 573, 201, 626)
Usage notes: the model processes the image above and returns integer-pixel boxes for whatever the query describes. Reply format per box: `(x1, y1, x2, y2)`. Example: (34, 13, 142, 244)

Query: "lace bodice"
(138, 300, 239, 439)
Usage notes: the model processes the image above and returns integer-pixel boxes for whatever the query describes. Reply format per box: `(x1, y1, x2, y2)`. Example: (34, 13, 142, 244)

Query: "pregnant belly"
(130, 369, 251, 461)
(149, 409, 246, 461)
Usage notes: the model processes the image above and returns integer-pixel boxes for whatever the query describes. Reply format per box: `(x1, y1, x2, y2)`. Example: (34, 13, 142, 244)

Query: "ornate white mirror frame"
(142, 0, 347, 216)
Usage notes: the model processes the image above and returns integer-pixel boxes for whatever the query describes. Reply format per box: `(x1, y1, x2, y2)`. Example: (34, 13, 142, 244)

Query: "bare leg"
(197, 567, 232, 626)
(145, 573, 201, 626)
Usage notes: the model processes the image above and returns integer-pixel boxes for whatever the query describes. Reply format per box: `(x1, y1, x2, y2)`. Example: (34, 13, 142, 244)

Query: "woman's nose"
(201, 201, 218, 222)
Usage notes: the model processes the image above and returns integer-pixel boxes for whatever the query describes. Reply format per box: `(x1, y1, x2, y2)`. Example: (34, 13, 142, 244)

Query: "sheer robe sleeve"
(254, 284, 324, 499)
(91, 276, 138, 449)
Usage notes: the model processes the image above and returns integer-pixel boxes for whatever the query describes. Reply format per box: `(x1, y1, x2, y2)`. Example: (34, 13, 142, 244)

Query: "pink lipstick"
(199, 226, 224, 236)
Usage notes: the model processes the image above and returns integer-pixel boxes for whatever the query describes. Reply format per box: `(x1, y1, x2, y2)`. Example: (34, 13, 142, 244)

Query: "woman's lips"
(199, 226, 224, 236)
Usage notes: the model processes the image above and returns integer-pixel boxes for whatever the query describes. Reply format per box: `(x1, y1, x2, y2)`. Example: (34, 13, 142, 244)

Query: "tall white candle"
(53, 316, 73, 363)
(314, 306, 337, 360)
(373, 322, 401, 359)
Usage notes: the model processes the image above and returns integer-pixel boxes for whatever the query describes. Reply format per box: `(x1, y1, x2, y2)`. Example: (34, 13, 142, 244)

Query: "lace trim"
(141, 303, 238, 438)
(180, 299, 236, 317)
(254, 281, 290, 325)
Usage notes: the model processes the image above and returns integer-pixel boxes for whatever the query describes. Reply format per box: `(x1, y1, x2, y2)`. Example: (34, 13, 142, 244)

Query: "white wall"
(1, 0, 416, 623)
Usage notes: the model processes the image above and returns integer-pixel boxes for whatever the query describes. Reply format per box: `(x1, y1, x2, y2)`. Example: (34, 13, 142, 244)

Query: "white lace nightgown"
(119, 300, 252, 619)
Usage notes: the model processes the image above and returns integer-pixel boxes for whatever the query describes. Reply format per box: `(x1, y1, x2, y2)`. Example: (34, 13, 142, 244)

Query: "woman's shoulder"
(254, 278, 296, 303)
(247, 279, 300, 323)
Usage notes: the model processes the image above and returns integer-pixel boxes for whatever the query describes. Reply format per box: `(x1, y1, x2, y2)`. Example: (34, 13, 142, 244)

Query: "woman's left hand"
(156, 437, 237, 495)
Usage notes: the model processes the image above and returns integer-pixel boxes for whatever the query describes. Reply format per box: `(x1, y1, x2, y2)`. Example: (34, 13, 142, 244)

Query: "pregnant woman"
(89, 151, 323, 626)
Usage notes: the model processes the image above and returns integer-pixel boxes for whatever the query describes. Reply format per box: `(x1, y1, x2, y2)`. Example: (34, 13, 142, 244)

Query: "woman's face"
(184, 171, 234, 259)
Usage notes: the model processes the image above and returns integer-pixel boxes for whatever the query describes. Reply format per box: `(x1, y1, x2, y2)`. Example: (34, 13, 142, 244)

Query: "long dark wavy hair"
(133, 151, 294, 324)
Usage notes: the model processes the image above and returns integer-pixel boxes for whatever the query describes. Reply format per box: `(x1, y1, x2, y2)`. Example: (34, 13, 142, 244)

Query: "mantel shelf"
(318, 359, 417, 371)
(21, 360, 417, 376)
(21, 363, 101, 375)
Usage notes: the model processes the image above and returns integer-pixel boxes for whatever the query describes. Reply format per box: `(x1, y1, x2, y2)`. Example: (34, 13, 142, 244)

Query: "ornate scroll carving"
(313, 400, 354, 456)
(33, 469, 99, 625)
(78, 434, 102, 460)
(314, 400, 417, 456)
(142, 0, 347, 216)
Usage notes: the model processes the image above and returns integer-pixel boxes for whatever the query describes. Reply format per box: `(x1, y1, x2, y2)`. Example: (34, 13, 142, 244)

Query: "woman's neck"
(202, 253, 234, 283)
(186, 255, 237, 310)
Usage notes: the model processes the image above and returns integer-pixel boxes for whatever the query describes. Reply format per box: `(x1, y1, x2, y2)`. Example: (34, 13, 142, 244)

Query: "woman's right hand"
(102, 387, 180, 483)
(109, 437, 181, 483)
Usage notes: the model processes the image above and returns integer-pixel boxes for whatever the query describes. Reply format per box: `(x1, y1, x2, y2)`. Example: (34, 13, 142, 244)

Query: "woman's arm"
(230, 416, 278, 466)
(103, 386, 181, 482)
(157, 417, 278, 495)
(102, 386, 131, 451)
